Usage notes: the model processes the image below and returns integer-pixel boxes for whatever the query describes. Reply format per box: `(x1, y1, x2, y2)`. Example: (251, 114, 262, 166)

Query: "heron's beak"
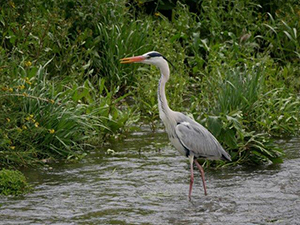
(120, 55, 146, 64)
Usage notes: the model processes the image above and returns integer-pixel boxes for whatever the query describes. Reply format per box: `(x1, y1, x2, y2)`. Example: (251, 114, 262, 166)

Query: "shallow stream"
(0, 130, 299, 224)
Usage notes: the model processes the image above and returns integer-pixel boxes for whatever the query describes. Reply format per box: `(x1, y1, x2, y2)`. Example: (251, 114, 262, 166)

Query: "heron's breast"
(169, 135, 186, 155)
(161, 117, 186, 156)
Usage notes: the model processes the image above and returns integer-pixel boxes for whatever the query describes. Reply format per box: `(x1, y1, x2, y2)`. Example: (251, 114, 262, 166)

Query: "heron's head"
(120, 51, 174, 69)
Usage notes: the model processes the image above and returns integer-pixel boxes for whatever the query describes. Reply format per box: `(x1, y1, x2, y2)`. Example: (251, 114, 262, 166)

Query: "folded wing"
(175, 121, 231, 161)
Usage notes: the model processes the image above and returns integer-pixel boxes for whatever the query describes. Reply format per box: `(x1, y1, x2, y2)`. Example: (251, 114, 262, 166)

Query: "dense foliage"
(0, 0, 299, 173)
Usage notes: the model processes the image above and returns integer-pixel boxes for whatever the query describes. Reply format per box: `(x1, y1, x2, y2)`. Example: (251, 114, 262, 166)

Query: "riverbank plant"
(0, 62, 135, 167)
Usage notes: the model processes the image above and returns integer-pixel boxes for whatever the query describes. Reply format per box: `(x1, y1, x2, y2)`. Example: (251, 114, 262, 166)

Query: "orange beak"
(120, 55, 146, 64)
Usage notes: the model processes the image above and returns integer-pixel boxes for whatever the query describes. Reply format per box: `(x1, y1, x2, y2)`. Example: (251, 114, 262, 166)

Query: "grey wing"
(175, 120, 231, 161)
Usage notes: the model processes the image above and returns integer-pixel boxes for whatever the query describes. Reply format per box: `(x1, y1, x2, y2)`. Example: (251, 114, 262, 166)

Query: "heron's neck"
(157, 68, 172, 120)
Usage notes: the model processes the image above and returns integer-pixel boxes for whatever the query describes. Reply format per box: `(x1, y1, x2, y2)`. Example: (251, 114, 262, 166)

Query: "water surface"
(0, 130, 299, 224)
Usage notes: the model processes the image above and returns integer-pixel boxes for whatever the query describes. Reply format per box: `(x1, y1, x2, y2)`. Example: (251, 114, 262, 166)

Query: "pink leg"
(188, 155, 194, 200)
(195, 160, 207, 195)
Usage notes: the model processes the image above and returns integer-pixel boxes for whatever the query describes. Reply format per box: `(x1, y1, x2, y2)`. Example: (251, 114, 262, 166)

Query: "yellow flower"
(10, 146, 16, 150)
(25, 114, 36, 122)
(9, 1, 15, 8)
(22, 125, 27, 130)
(49, 129, 55, 134)
(34, 122, 39, 127)
(17, 127, 22, 132)
(154, 12, 160, 17)
(6, 118, 10, 122)
(9, 88, 13, 92)
(49, 99, 55, 104)
(138, 0, 143, 6)
(25, 61, 32, 67)
(18, 85, 25, 90)
(24, 77, 32, 85)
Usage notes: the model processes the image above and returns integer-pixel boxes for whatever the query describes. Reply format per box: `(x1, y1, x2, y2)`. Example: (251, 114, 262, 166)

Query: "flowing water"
(0, 130, 299, 225)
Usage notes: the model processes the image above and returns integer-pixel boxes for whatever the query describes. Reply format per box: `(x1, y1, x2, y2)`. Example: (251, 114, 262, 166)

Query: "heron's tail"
(221, 150, 232, 161)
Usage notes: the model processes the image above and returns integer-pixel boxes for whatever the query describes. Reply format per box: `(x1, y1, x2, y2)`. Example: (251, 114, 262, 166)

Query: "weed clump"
(0, 169, 31, 196)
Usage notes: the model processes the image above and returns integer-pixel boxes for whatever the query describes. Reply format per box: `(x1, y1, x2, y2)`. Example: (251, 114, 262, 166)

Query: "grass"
(0, 61, 136, 167)
(1, 64, 94, 166)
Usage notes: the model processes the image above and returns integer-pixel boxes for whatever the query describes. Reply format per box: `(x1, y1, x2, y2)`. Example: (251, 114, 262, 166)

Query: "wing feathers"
(175, 121, 231, 161)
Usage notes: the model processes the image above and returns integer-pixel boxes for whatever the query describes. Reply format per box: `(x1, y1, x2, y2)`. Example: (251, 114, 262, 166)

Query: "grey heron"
(121, 51, 231, 199)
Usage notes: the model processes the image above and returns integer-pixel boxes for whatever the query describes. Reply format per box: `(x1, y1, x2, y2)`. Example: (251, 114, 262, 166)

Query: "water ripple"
(0, 134, 299, 225)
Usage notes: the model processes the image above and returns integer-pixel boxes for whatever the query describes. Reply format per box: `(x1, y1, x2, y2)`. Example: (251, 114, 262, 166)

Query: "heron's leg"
(188, 155, 194, 200)
(195, 160, 207, 196)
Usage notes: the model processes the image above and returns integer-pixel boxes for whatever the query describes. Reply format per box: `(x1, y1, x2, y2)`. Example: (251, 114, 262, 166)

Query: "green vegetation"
(0, 169, 31, 196)
(0, 0, 299, 177)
